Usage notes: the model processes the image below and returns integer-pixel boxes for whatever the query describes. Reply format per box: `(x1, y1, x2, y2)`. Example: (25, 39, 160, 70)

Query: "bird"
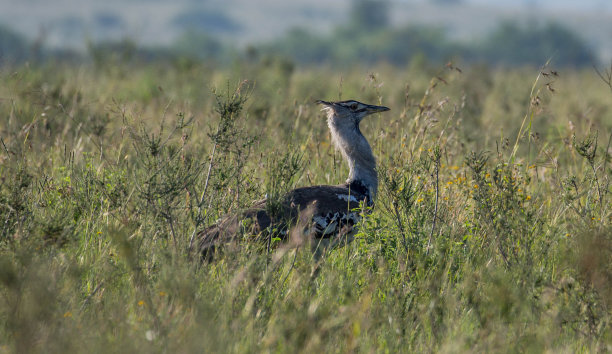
(197, 99, 390, 261)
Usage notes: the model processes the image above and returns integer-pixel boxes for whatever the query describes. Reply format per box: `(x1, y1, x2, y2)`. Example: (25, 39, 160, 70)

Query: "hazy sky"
(469, 0, 609, 10)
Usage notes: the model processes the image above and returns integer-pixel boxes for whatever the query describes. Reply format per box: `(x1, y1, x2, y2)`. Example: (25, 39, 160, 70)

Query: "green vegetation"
(263, 4, 596, 68)
(0, 25, 33, 63)
(86, 17, 595, 68)
(0, 59, 611, 352)
(477, 22, 597, 67)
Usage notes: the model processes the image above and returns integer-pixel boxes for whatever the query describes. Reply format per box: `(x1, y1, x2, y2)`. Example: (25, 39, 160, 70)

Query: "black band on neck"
(348, 180, 369, 197)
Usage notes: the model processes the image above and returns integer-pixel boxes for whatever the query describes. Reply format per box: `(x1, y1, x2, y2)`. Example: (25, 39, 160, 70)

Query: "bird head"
(316, 100, 390, 128)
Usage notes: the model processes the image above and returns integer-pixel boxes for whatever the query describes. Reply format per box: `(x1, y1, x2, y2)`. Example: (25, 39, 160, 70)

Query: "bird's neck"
(327, 116, 378, 198)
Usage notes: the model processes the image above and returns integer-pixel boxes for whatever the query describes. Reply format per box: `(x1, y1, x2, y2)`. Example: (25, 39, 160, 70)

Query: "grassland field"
(0, 59, 611, 352)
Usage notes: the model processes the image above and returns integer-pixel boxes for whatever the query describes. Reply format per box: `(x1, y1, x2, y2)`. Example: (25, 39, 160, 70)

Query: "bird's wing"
(282, 185, 370, 237)
(197, 184, 370, 258)
(283, 185, 367, 216)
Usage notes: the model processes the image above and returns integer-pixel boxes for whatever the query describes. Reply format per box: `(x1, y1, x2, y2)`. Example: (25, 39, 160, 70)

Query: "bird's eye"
(350, 103, 358, 110)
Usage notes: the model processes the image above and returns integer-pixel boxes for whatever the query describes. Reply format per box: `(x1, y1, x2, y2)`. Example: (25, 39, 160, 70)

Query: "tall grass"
(0, 60, 610, 352)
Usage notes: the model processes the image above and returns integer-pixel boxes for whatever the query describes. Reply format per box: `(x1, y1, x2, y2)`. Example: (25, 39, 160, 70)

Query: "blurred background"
(1, 0, 611, 67)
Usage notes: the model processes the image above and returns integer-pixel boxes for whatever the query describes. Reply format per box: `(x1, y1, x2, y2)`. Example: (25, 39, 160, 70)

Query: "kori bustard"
(198, 99, 390, 259)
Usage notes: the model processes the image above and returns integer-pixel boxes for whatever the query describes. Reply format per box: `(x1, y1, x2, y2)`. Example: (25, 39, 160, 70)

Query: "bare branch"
(594, 62, 612, 92)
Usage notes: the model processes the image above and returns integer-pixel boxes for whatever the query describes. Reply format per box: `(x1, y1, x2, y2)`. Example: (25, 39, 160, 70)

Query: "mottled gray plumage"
(198, 100, 389, 259)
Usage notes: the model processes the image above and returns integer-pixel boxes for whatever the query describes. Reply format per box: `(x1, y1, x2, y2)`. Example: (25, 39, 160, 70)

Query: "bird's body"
(198, 100, 389, 259)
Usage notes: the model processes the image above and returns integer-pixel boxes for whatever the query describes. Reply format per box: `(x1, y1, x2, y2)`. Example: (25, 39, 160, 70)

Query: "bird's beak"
(364, 103, 390, 114)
